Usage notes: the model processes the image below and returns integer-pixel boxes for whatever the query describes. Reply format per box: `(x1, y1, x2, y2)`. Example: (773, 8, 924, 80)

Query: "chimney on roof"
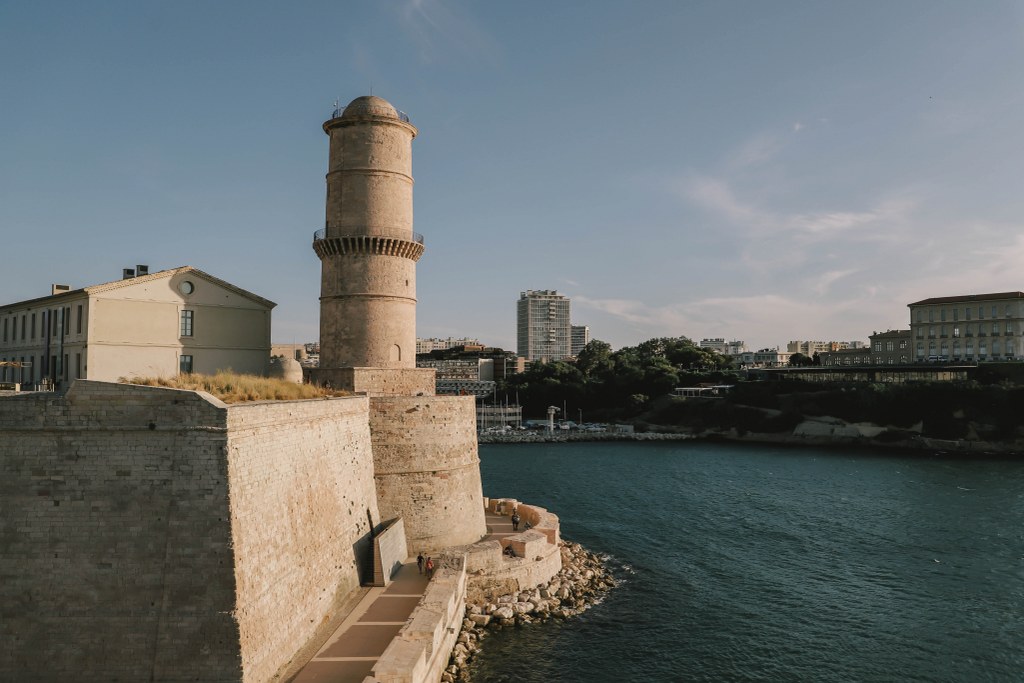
(136, 264, 149, 276)
(51, 284, 70, 295)
(123, 268, 135, 280)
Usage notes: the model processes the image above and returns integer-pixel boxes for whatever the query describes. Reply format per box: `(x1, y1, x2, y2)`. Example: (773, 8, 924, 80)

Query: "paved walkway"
(484, 510, 518, 542)
(290, 559, 429, 683)
(290, 512, 515, 682)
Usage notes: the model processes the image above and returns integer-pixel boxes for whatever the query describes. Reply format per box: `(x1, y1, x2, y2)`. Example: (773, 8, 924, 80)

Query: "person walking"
(417, 552, 424, 574)
(511, 510, 521, 532)
(425, 556, 434, 579)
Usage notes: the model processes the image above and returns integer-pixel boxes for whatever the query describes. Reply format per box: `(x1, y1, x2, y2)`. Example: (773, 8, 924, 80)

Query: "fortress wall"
(369, 395, 487, 553)
(224, 396, 378, 683)
(0, 381, 241, 682)
(311, 366, 435, 396)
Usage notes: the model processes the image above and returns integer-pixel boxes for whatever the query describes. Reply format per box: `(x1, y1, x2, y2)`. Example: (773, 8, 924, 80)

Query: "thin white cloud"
(793, 121, 804, 132)
(725, 133, 784, 170)
(397, 0, 499, 64)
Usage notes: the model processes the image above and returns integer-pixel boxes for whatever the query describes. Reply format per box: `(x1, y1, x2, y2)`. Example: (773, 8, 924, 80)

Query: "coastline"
(478, 427, 1024, 456)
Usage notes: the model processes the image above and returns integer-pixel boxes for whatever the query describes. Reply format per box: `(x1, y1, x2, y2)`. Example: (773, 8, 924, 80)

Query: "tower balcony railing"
(331, 105, 412, 123)
(314, 228, 424, 245)
(313, 228, 425, 262)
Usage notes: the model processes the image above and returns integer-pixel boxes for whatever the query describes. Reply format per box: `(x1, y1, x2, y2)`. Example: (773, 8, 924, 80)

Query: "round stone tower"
(314, 95, 424, 370)
(312, 96, 486, 554)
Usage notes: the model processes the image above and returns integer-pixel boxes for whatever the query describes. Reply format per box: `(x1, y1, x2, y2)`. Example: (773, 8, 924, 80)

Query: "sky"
(3, 1, 1024, 352)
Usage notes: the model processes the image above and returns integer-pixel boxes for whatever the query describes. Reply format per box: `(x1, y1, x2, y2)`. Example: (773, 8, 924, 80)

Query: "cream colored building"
(0, 266, 274, 386)
(908, 291, 1024, 362)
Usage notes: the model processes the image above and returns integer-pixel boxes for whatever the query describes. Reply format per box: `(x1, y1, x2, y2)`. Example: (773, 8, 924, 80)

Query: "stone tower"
(315, 95, 423, 370)
(313, 96, 486, 553)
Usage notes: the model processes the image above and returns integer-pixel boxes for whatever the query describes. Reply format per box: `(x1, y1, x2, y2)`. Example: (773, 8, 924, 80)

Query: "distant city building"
(570, 325, 591, 356)
(416, 337, 483, 354)
(818, 347, 873, 367)
(733, 348, 791, 368)
(702, 338, 747, 356)
(517, 290, 571, 361)
(788, 340, 867, 356)
(908, 292, 1024, 362)
(416, 357, 494, 381)
(868, 329, 912, 365)
(0, 266, 274, 386)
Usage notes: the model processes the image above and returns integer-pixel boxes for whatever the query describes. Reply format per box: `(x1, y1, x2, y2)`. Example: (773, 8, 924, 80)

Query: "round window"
(179, 281, 194, 295)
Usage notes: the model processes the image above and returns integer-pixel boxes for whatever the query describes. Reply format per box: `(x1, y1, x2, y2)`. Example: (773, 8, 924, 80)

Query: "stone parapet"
(368, 561, 467, 683)
(311, 367, 436, 396)
(486, 498, 561, 546)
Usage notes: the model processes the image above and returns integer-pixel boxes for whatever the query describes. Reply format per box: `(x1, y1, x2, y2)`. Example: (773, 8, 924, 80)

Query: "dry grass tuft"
(119, 371, 349, 403)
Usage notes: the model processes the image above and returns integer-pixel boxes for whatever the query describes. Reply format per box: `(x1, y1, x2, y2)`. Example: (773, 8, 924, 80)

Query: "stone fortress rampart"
(0, 381, 385, 682)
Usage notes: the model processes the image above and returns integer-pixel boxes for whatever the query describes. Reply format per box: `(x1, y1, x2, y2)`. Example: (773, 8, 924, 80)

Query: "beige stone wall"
(224, 396, 379, 683)
(0, 382, 379, 683)
(369, 395, 486, 553)
(312, 367, 435, 396)
(0, 381, 239, 682)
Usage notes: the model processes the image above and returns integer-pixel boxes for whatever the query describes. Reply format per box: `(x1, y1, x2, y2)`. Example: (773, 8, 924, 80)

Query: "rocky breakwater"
(442, 541, 615, 683)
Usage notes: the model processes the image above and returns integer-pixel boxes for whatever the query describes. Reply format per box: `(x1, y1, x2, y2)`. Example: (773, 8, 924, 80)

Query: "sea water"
(470, 441, 1024, 682)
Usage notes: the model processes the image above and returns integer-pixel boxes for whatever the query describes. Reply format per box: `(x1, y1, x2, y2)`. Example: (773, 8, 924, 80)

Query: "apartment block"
(517, 290, 571, 361)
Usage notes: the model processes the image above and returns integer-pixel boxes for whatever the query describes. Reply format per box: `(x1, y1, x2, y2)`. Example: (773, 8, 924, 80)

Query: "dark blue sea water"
(471, 442, 1024, 682)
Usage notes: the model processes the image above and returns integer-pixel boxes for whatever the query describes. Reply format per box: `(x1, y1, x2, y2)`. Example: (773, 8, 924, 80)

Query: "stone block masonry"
(0, 381, 380, 683)
(369, 395, 487, 553)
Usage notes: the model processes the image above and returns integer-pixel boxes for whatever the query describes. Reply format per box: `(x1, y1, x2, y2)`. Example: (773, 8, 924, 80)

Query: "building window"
(2, 318, 7, 343)
(75, 353, 81, 379)
(63, 353, 69, 380)
(953, 327, 960, 338)
(20, 315, 25, 340)
(940, 309, 946, 322)
(30, 313, 35, 339)
(992, 306, 997, 317)
(953, 309, 958, 322)
(886, 341, 894, 352)
(965, 308, 971, 321)
(928, 309, 934, 322)
(64, 307, 70, 337)
(979, 306, 984, 319)
(916, 310, 923, 323)
(1007, 322, 1013, 335)
(993, 322, 999, 335)
(179, 354, 193, 374)
(180, 310, 194, 337)
(77, 305, 83, 334)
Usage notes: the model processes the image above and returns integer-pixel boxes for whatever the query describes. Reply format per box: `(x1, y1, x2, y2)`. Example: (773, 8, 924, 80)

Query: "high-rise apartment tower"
(517, 290, 571, 361)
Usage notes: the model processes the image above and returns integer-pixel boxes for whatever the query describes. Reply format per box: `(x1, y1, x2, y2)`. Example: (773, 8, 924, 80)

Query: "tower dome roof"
(341, 95, 400, 119)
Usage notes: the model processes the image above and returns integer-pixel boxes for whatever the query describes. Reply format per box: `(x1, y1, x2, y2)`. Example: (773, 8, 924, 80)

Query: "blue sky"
(3, 1, 1024, 352)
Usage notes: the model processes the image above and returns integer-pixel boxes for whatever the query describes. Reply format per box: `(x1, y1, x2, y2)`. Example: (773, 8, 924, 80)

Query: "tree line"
(498, 337, 736, 419)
